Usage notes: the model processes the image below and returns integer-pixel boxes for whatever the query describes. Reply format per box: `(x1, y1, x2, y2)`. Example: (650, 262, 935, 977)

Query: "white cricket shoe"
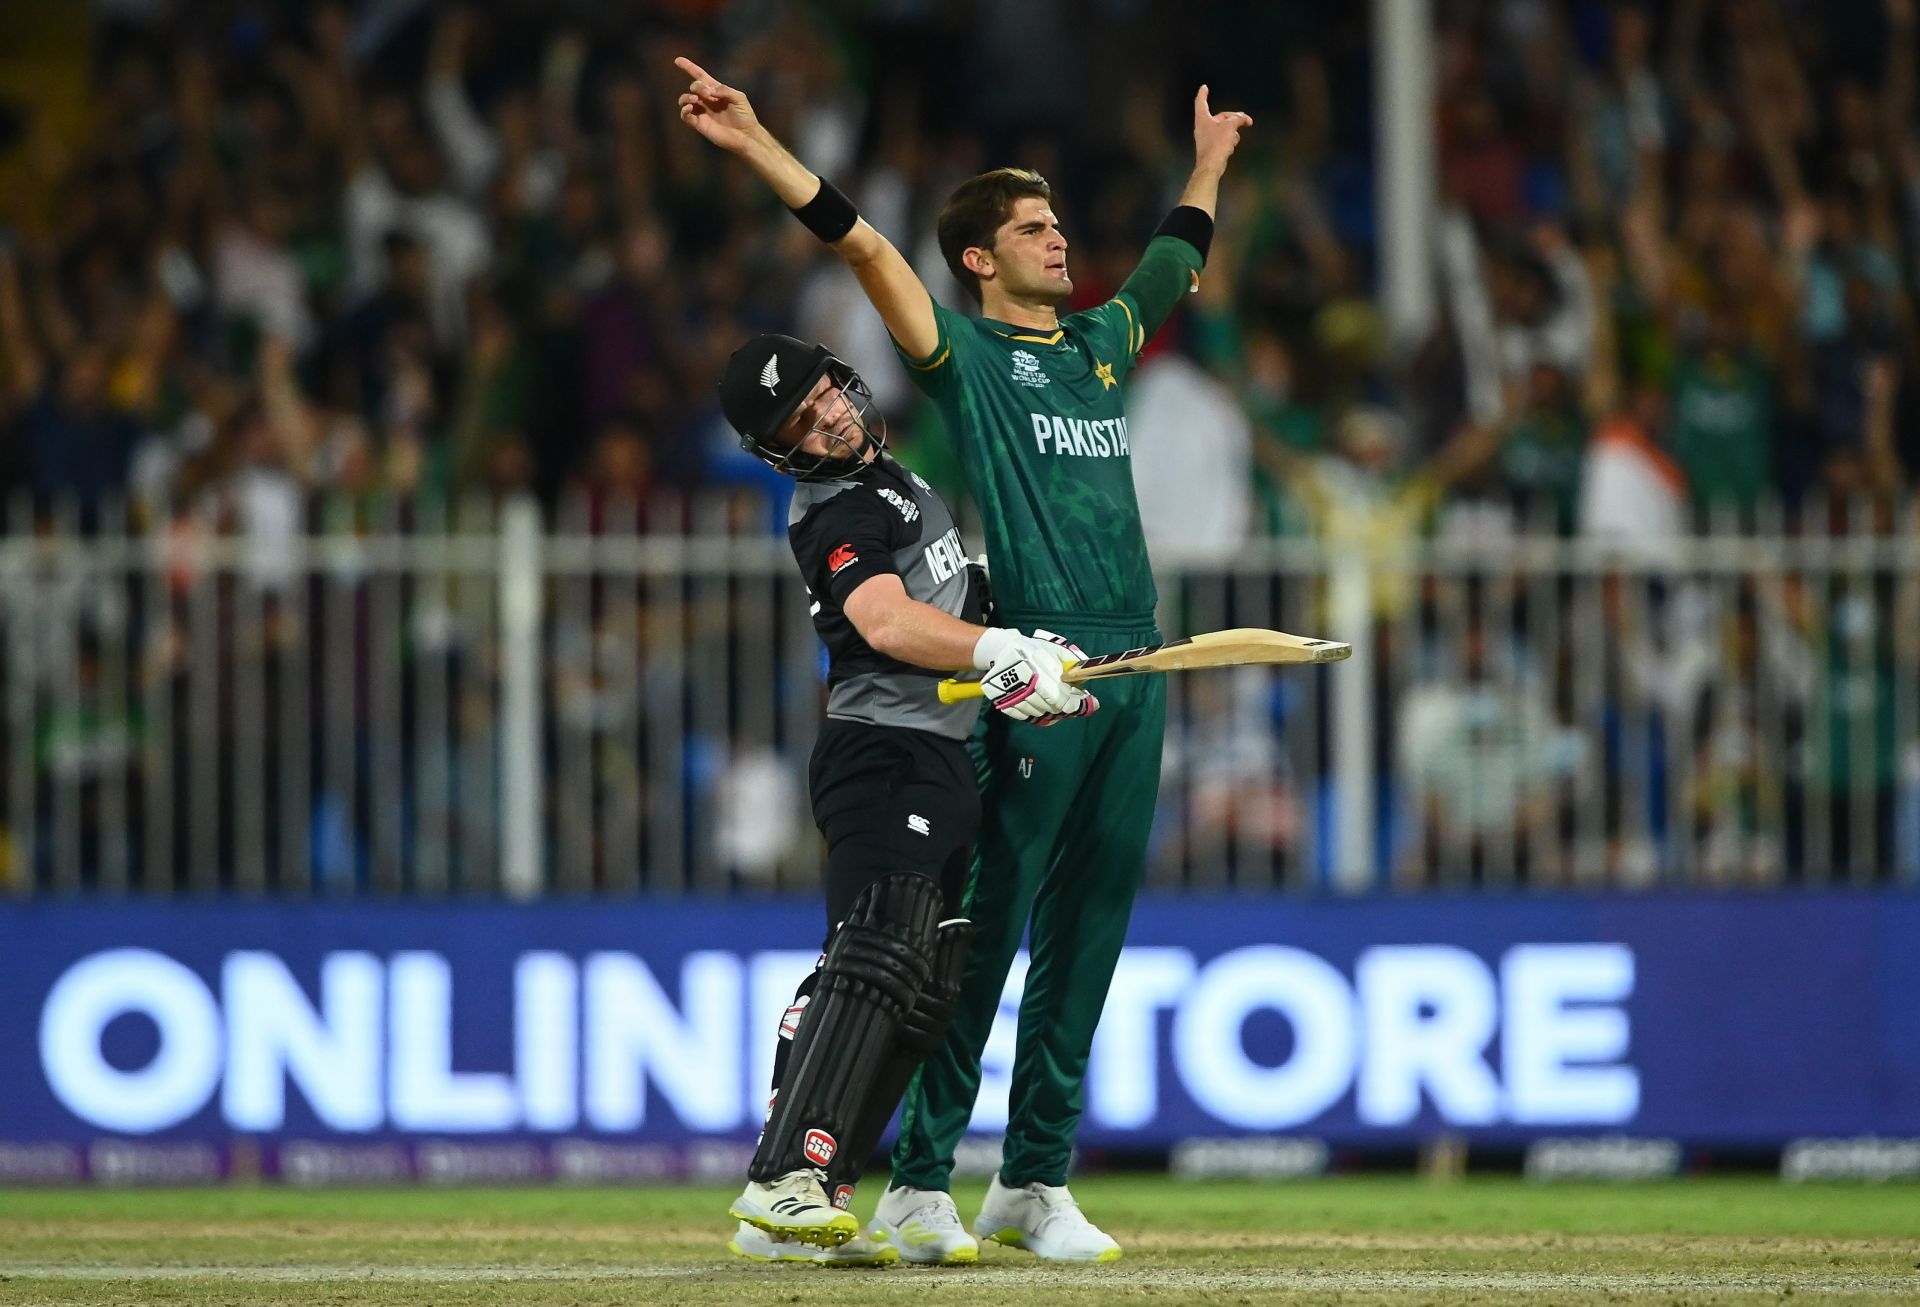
(729, 1169, 859, 1247)
(870, 1185, 981, 1265)
(972, 1175, 1122, 1263)
(728, 1220, 900, 1267)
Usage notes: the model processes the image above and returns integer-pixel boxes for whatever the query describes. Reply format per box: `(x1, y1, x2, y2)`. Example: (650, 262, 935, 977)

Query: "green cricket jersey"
(894, 234, 1205, 626)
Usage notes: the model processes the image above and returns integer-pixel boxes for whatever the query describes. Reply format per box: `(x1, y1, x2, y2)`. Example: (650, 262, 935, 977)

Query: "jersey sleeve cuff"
(896, 338, 950, 371)
(889, 296, 953, 371)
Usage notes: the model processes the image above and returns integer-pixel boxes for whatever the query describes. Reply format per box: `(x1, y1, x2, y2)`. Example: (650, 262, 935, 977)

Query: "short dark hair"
(936, 168, 1052, 305)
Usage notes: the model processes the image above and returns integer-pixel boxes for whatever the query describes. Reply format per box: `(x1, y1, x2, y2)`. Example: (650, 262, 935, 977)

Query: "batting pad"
(896, 917, 975, 1058)
(831, 917, 976, 1186)
(748, 872, 940, 1181)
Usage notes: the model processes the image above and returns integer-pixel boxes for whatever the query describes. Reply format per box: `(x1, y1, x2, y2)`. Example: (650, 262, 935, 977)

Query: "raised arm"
(424, 10, 500, 199)
(1110, 86, 1253, 351)
(674, 57, 938, 359)
(0, 247, 46, 402)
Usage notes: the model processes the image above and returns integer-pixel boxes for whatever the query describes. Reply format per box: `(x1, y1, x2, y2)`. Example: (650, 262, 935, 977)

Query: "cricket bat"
(936, 628, 1351, 704)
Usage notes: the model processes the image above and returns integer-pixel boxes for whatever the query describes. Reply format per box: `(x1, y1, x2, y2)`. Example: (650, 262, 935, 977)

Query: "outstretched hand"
(1193, 85, 1253, 175)
(674, 56, 762, 154)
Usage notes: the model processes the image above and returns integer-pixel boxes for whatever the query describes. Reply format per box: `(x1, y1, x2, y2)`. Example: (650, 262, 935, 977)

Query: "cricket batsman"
(716, 331, 1097, 1265)
(678, 55, 1250, 1263)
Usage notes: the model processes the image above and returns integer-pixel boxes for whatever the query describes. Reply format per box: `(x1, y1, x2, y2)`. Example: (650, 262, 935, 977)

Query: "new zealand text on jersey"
(1029, 413, 1132, 458)
(923, 527, 966, 583)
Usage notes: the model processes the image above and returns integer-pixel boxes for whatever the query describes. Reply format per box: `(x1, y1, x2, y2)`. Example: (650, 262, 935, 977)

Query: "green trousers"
(891, 623, 1165, 1190)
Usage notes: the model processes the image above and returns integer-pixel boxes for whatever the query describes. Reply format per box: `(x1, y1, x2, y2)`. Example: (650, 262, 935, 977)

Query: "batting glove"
(971, 628, 1093, 722)
(1027, 629, 1099, 725)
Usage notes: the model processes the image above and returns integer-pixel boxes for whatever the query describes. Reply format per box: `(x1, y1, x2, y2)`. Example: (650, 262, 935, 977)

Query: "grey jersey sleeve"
(788, 461, 983, 741)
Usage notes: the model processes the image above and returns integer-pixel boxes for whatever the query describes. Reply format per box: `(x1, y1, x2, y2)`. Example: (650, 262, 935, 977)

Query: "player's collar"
(980, 315, 1065, 347)
(808, 448, 888, 487)
(870, 451, 911, 483)
(845, 450, 897, 483)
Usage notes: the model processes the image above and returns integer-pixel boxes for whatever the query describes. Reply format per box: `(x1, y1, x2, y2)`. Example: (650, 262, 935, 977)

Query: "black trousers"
(809, 718, 979, 930)
(756, 719, 980, 1183)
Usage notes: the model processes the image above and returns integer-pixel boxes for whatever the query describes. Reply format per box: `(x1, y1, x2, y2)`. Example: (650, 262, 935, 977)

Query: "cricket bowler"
(679, 56, 1249, 1263)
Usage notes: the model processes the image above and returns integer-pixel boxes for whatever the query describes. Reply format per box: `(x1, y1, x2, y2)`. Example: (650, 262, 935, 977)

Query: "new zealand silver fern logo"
(759, 355, 781, 391)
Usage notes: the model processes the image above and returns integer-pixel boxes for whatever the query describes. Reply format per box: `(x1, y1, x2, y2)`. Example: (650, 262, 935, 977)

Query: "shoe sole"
(728, 1238, 900, 1268)
(905, 1244, 978, 1266)
(981, 1227, 1123, 1263)
(729, 1204, 859, 1247)
(879, 1220, 983, 1266)
(871, 1227, 980, 1265)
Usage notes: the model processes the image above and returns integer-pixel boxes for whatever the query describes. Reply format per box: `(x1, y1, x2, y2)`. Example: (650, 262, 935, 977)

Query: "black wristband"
(789, 178, 859, 243)
(1153, 205, 1214, 263)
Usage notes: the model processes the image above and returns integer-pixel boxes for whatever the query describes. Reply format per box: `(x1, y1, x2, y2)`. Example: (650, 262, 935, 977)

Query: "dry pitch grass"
(0, 1176, 1916, 1305)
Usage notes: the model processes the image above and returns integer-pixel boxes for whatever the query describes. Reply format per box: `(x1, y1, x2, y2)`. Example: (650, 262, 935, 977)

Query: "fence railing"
(4, 494, 1917, 896)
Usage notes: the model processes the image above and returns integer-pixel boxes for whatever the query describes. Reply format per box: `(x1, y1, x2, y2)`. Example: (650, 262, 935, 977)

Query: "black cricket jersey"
(789, 452, 984, 740)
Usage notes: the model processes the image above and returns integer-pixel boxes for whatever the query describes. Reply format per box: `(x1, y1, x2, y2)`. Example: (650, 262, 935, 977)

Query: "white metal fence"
(3, 493, 1917, 896)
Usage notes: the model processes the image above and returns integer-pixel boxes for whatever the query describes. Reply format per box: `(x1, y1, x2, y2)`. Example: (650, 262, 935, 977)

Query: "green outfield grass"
(1, 1176, 1915, 1305)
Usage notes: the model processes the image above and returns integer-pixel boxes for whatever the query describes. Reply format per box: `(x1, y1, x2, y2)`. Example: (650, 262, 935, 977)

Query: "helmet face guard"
(744, 354, 888, 482)
(721, 336, 890, 483)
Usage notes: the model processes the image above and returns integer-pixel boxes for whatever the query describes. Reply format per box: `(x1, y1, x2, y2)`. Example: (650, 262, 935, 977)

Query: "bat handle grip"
(935, 659, 1079, 706)
(936, 677, 984, 704)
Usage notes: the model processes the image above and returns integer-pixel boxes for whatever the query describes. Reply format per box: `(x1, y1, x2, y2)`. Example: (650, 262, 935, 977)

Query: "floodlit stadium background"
(0, 0, 1915, 1187)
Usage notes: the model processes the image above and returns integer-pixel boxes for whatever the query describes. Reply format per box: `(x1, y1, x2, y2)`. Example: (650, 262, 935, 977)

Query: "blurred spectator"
(572, 411, 657, 531)
(1155, 667, 1302, 883)
(1578, 384, 1687, 548)
(1397, 610, 1586, 885)
(214, 181, 316, 353)
(1668, 302, 1774, 515)
(1674, 589, 1811, 884)
(1496, 362, 1587, 524)
(714, 742, 804, 884)
(19, 343, 139, 519)
(582, 222, 674, 431)
(1128, 350, 1253, 564)
(342, 101, 490, 350)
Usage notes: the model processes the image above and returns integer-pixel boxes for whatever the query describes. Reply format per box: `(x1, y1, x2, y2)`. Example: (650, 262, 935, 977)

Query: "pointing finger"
(674, 55, 713, 83)
(1195, 84, 1210, 114)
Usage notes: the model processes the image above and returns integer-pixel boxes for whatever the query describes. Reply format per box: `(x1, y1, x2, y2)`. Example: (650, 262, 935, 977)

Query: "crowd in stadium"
(0, 0, 1916, 545)
(0, 2, 1916, 894)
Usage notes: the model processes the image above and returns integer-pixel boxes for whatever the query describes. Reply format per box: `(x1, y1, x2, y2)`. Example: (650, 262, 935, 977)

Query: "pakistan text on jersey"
(923, 528, 966, 583)
(1029, 414, 1132, 457)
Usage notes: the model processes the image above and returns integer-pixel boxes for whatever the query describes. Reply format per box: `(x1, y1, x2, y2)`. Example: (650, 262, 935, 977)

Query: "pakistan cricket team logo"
(1010, 350, 1049, 389)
